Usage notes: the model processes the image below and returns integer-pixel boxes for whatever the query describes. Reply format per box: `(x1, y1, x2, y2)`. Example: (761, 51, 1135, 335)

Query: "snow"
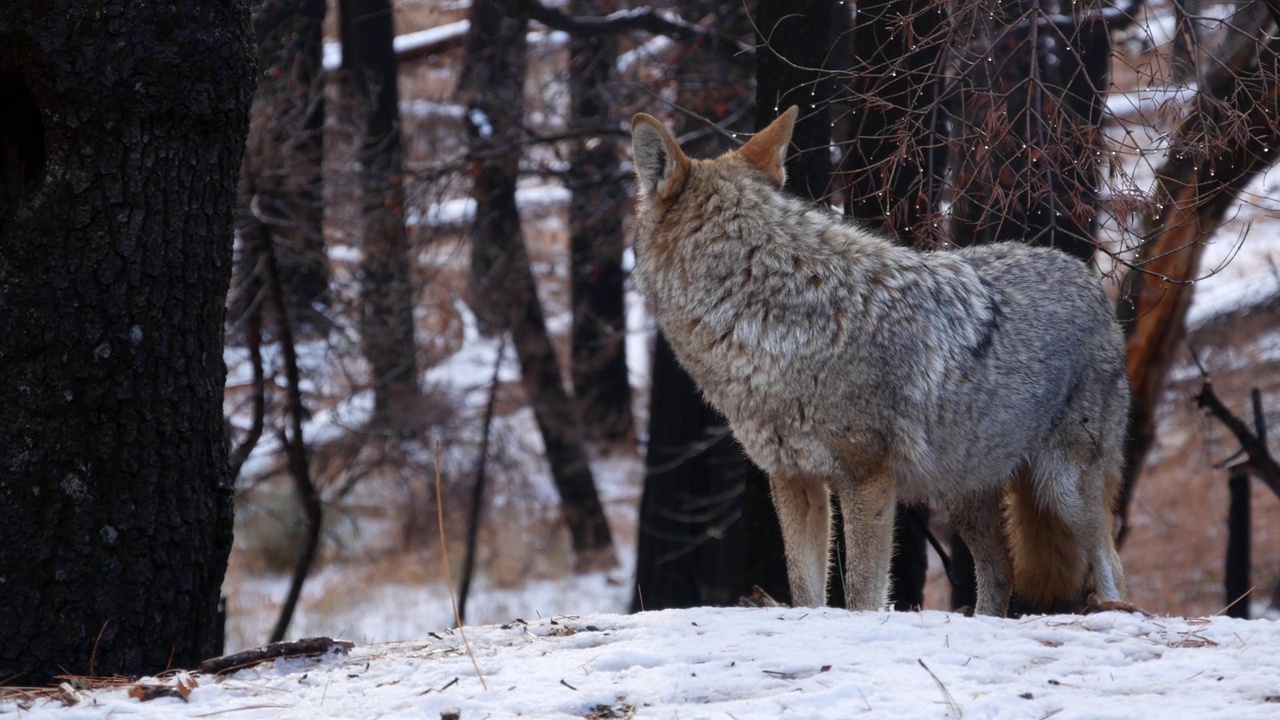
(11, 608, 1280, 718)
(411, 185, 572, 228)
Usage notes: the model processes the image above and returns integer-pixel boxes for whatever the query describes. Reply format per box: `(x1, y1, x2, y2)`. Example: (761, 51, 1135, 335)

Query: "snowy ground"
(9, 607, 1280, 718)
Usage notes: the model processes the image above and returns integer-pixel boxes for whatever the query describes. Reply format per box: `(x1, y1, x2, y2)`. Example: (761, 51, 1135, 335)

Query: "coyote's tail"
(1004, 472, 1089, 614)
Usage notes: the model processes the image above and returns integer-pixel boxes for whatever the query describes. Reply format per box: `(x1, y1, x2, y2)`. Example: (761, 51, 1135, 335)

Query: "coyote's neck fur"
(633, 156, 996, 385)
(632, 149, 996, 483)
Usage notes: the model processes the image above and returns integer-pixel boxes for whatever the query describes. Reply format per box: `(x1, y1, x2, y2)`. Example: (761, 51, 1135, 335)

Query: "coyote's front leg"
(768, 474, 832, 607)
(834, 472, 896, 611)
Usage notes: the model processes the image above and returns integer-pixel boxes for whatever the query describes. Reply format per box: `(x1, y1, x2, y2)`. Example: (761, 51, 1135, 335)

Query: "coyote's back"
(630, 107, 1129, 615)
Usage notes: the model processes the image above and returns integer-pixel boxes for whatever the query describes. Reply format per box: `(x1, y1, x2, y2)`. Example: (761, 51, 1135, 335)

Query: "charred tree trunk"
(838, 0, 950, 609)
(340, 0, 421, 425)
(631, 0, 763, 610)
(949, 4, 1109, 256)
(631, 336, 749, 610)
(233, 0, 327, 328)
(0, 0, 253, 685)
(459, 0, 615, 569)
(1117, 5, 1280, 542)
(567, 0, 634, 448)
(841, 0, 949, 248)
(1226, 471, 1251, 618)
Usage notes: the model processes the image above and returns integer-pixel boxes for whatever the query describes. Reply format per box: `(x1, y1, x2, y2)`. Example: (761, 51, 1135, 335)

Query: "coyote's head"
(629, 106, 798, 213)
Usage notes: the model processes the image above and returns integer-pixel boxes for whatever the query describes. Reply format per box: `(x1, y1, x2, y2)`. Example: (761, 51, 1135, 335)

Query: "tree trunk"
(567, 0, 634, 448)
(458, 0, 615, 569)
(631, 336, 750, 610)
(841, 0, 949, 248)
(232, 0, 327, 327)
(0, 0, 253, 685)
(1225, 471, 1251, 618)
(631, 0, 764, 610)
(949, 4, 1109, 257)
(1117, 8, 1280, 541)
(340, 0, 421, 425)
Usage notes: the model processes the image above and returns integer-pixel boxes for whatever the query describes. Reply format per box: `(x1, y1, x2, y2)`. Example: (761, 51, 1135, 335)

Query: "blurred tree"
(0, 0, 253, 684)
(458, 0, 616, 569)
(567, 0, 635, 448)
(339, 0, 421, 426)
(1119, 1, 1280, 543)
(233, 0, 328, 328)
(632, 0, 764, 611)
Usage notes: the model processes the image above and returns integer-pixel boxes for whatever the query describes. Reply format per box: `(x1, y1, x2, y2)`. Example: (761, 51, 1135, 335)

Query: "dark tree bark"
(757, 0, 835, 201)
(340, 0, 421, 425)
(840, 0, 949, 248)
(0, 0, 254, 685)
(233, 0, 327, 327)
(567, 0, 634, 447)
(459, 0, 615, 569)
(949, 3, 1109, 257)
(631, 0, 765, 610)
(1225, 471, 1251, 618)
(631, 336, 749, 610)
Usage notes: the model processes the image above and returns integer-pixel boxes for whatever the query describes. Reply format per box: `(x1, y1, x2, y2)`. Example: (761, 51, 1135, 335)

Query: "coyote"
(629, 107, 1128, 616)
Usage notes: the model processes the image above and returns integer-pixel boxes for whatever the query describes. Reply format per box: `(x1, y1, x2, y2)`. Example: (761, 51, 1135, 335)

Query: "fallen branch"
(200, 637, 353, 675)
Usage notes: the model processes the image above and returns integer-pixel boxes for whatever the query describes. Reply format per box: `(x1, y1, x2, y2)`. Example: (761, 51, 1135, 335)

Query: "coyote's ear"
(631, 114, 690, 204)
(737, 106, 797, 188)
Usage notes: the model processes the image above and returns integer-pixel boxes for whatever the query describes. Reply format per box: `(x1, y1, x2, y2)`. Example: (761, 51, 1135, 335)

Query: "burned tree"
(458, 0, 615, 569)
(0, 0, 253, 684)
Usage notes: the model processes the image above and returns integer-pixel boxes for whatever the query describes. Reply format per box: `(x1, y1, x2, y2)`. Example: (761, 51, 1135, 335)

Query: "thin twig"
(458, 335, 505, 623)
(918, 659, 962, 718)
(436, 438, 488, 691)
(229, 309, 266, 480)
(88, 621, 109, 677)
(1216, 586, 1258, 617)
(263, 220, 322, 645)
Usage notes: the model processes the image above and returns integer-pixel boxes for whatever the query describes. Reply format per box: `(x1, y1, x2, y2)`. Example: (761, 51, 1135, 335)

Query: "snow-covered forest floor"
(10, 608, 1280, 718)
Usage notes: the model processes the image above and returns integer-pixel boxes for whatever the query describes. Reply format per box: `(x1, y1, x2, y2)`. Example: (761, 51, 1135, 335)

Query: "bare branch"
(1196, 380, 1280, 499)
(512, 0, 755, 66)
